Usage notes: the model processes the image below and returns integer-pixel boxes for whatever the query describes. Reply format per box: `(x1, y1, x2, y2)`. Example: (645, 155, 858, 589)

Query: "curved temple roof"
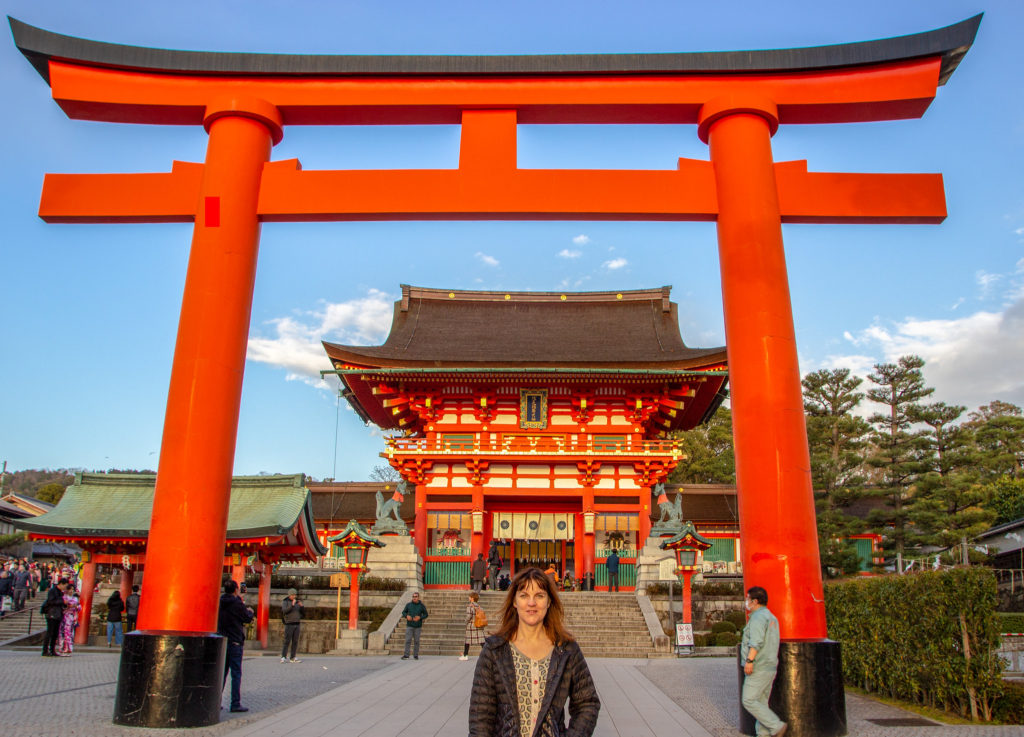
(15, 472, 328, 557)
(10, 14, 980, 86)
(324, 285, 726, 370)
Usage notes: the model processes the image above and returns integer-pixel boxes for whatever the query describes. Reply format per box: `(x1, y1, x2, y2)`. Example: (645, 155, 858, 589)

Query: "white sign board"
(676, 623, 694, 647)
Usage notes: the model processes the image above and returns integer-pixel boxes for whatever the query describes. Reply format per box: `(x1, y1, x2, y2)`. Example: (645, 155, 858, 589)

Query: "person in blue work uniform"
(740, 586, 787, 737)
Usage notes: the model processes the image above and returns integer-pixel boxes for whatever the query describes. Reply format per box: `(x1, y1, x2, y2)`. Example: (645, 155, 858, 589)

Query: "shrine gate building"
(324, 284, 729, 588)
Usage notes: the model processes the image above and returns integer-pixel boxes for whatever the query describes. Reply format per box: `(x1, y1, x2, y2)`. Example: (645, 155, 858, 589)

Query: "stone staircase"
(384, 590, 665, 658)
(0, 608, 45, 646)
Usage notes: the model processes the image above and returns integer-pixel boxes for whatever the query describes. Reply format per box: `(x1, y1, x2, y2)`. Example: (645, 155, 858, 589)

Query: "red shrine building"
(324, 285, 729, 589)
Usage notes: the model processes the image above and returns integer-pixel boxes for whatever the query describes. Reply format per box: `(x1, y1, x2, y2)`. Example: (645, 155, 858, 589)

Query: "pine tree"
(802, 368, 871, 576)
(864, 355, 934, 571)
(909, 401, 994, 553)
(966, 400, 1024, 481)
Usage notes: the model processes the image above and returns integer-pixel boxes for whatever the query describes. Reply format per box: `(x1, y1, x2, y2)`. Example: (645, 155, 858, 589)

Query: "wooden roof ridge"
(399, 284, 673, 310)
(323, 284, 727, 369)
(16, 473, 327, 556)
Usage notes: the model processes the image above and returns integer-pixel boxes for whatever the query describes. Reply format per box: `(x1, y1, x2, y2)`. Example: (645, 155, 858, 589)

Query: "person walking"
(12, 563, 31, 611)
(218, 579, 255, 713)
(280, 587, 304, 663)
(400, 591, 428, 660)
(605, 550, 620, 592)
(740, 586, 787, 737)
(125, 585, 141, 633)
(106, 590, 126, 646)
(40, 579, 67, 657)
(471, 553, 487, 593)
(469, 567, 600, 737)
(460, 591, 486, 661)
(487, 540, 502, 591)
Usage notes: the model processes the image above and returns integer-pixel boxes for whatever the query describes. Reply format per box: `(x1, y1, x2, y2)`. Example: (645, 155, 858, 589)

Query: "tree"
(864, 355, 934, 569)
(909, 401, 994, 550)
(369, 464, 402, 483)
(35, 482, 67, 504)
(668, 406, 735, 484)
(802, 368, 871, 576)
(983, 477, 1024, 525)
(966, 401, 1024, 480)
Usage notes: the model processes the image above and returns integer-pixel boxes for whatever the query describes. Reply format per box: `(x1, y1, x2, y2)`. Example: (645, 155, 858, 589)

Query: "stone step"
(385, 590, 661, 658)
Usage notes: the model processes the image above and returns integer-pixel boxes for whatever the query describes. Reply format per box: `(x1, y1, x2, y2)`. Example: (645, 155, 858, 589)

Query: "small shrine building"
(16, 473, 326, 646)
(324, 285, 731, 589)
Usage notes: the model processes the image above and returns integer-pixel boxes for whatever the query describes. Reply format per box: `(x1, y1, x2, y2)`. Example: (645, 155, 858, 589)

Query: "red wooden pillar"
(230, 563, 246, 587)
(413, 484, 428, 560)
(256, 559, 271, 649)
(700, 97, 826, 640)
(75, 560, 97, 645)
(119, 568, 134, 603)
(348, 574, 361, 630)
(681, 570, 694, 625)
(135, 100, 281, 635)
(638, 487, 652, 545)
(574, 514, 584, 583)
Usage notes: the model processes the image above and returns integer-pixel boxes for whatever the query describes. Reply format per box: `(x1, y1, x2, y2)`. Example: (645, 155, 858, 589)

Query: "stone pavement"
(0, 648, 1021, 736)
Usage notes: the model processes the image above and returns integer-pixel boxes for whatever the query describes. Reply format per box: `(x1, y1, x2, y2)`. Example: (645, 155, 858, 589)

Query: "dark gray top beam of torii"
(10, 14, 980, 85)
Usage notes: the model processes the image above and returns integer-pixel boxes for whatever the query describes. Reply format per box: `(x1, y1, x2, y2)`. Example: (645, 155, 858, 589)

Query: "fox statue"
(375, 479, 406, 523)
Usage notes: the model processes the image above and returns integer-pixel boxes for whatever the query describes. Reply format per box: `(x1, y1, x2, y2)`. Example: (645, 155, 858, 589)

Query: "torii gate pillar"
(704, 100, 843, 732)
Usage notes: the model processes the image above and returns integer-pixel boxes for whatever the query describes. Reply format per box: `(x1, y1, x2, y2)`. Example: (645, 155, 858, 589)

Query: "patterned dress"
(465, 603, 485, 646)
(510, 643, 551, 737)
(57, 590, 80, 655)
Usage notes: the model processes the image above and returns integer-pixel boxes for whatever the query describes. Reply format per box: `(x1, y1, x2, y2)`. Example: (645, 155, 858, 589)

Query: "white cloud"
(475, 252, 499, 267)
(572, 234, 590, 245)
(976, 270, 1002, 295)
(247, 289, 394, 389)
(603, 258, 628, 270)
(558, 249, 582, 259)
(823, 299, 1024, 411)
(951, 297, 965, 310)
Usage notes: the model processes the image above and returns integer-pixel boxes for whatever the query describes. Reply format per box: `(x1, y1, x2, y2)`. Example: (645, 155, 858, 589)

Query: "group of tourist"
(0, 559, 71, 613)
(0, 557, 145, 657)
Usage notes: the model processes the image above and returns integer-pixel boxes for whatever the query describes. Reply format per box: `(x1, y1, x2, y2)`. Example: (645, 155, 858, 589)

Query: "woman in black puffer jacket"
(469, 567, 599, 737)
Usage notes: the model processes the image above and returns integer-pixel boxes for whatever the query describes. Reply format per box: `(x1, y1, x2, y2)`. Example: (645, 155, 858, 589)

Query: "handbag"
(473, 604, 487, 629)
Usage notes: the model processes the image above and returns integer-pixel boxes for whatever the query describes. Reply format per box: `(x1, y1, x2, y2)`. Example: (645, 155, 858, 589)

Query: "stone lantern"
(659, 521, 712, 653)
(327, 520, 385, 651)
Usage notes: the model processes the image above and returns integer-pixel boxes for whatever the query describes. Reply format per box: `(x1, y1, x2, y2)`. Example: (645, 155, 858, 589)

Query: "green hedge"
(993, 681, 1024, 724)
(825, 568, 1004, 721)
(997, 613, 1024, 633)
(711, 621, 737, 634)
(715, 632, 740, 647)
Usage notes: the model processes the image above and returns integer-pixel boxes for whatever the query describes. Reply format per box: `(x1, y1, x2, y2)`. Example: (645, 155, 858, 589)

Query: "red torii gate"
(11, 14, 979, 733)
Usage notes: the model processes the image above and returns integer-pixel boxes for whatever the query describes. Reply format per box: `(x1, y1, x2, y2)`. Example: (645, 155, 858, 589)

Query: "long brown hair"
(493, 567, 574, 645)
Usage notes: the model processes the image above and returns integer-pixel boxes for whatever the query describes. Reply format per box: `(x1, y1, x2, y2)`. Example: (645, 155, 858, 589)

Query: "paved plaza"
(0, 648, 1020, 736)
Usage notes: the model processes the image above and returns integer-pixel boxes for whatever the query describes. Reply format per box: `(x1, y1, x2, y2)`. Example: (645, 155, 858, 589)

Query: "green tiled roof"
(16, 473, 326, 553)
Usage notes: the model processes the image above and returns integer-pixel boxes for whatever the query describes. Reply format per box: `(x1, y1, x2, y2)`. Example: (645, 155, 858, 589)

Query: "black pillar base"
(738, 639, 846, 737)
(113, 631, 226, 728)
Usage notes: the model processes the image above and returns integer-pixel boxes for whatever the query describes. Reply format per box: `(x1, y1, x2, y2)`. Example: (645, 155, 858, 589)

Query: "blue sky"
(1, 0, 1021, 481)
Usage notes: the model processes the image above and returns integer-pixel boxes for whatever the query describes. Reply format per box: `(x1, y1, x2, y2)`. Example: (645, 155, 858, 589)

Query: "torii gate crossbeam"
(11, 14, 980, 735)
